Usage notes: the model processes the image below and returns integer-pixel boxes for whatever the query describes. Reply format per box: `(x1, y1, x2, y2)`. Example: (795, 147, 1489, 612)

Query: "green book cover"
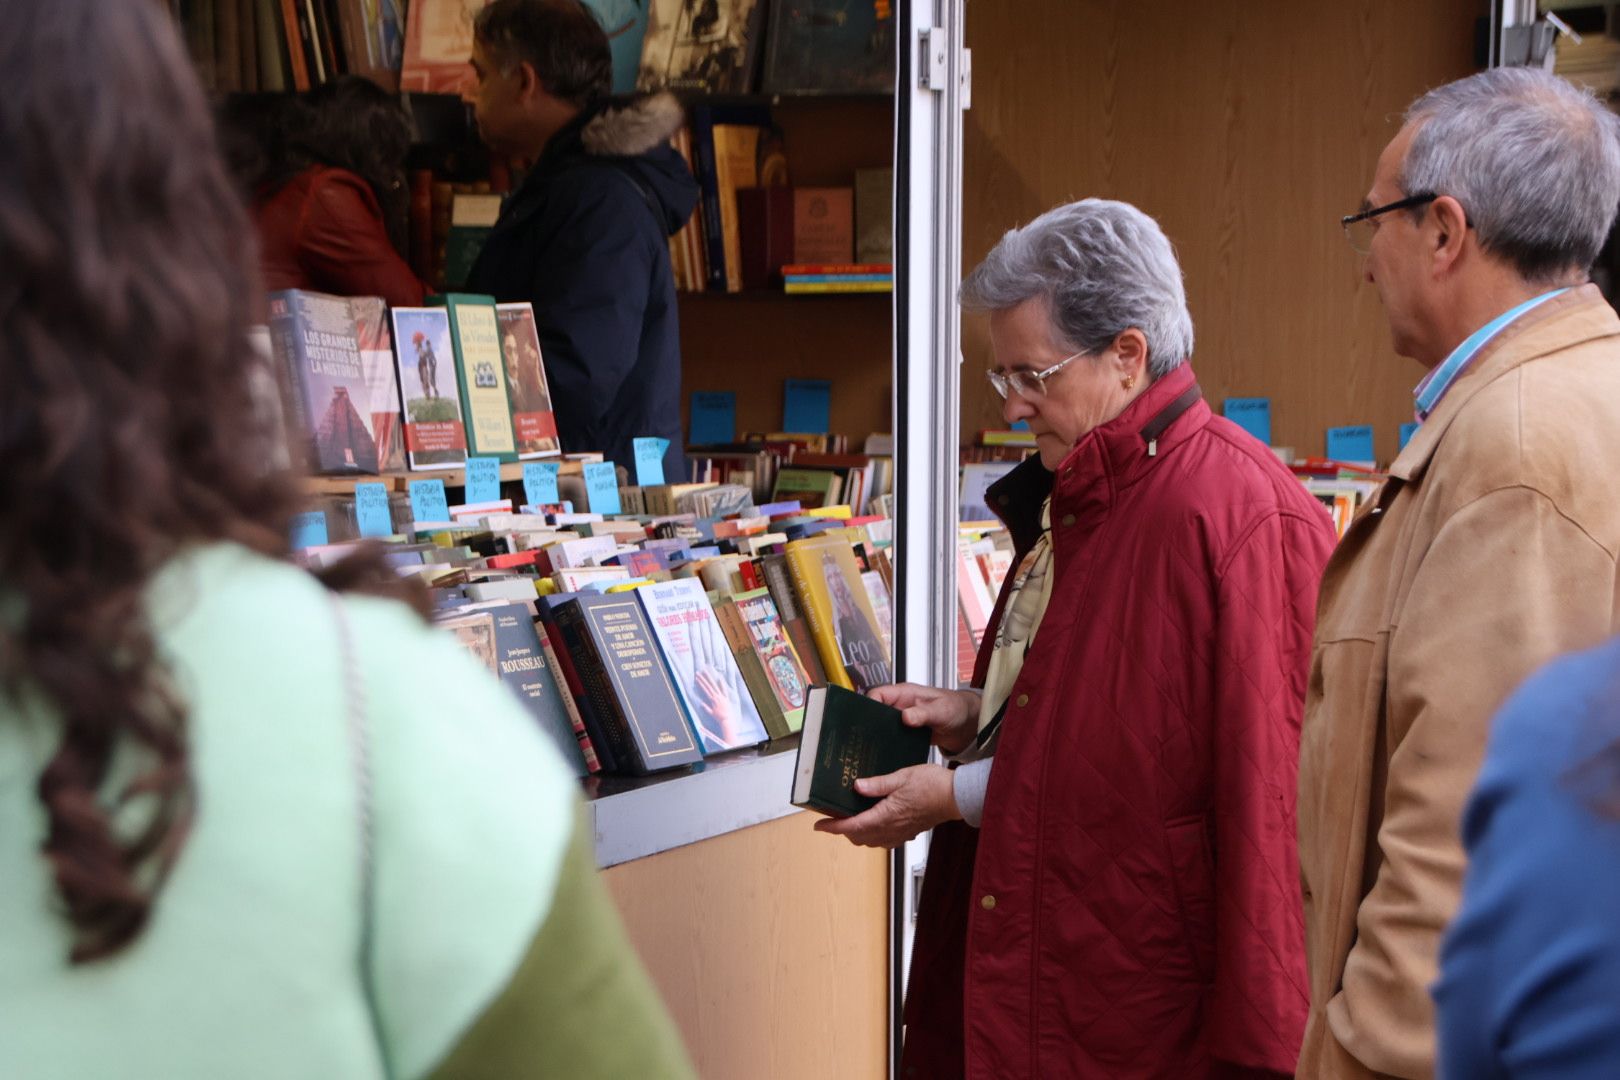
(430, 293, 518, 460)
(791, 684, 931, 817)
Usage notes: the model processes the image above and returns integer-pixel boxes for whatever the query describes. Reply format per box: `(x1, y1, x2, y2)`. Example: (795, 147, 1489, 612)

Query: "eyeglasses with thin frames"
(986, 349, 1087, 400)
(1340, 192, 1439, 255)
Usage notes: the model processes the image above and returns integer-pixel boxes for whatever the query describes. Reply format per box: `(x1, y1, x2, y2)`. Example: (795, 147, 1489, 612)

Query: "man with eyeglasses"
(1297, 67, 1620, 1080)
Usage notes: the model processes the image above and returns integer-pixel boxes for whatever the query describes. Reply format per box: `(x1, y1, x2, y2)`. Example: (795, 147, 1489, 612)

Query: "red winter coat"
(254, 165, 427, 309)
(902, 365, 1333, 1079)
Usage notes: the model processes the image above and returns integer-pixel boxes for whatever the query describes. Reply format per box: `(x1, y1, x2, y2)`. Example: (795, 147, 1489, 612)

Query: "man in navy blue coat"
(467, 0, 697, 481)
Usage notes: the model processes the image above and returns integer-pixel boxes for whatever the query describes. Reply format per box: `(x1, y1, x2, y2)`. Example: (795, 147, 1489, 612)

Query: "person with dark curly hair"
(0, 4, 693, 1077)
(251, 75, 431, 307)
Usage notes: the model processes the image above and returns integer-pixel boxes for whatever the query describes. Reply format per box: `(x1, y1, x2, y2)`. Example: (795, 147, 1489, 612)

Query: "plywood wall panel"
(962, 0, 1480, 462)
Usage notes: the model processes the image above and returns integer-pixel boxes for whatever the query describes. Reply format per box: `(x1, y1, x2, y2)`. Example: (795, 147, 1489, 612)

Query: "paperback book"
(268, 288, 381, 474)
(638, 577, 770, 752)
(390, 306, 469, 470)
(495, 302, 561, 459)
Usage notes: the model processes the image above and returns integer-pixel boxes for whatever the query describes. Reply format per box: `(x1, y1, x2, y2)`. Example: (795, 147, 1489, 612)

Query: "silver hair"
(958, 198, 1194, 379)
(1402, 67, 1620, 283)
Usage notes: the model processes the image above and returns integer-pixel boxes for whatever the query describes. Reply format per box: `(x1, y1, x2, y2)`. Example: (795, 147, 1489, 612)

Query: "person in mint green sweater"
(0, 4, 695, 1079)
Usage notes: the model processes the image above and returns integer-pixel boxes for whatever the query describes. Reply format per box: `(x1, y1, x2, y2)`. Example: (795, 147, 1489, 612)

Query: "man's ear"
(1430, 194, 1469, 274)
(516, 59, 541, 102)
(1112, 328, 1150, 383)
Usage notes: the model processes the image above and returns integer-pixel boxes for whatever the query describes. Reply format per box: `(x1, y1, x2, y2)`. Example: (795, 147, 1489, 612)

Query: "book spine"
(689, 106, 727, 292)
(278, 0, 310, 89)
(538, 633, 601, 773)
(266, 298, 317, 471)
(554, 604, 645, 774)
(539, 617, 615, 774)
(786, 545, 853, 690)
(716, 601, 789, 740)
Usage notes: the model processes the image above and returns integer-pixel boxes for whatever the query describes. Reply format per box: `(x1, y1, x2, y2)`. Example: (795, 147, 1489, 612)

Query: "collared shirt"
(1414, 288, 1568, 421)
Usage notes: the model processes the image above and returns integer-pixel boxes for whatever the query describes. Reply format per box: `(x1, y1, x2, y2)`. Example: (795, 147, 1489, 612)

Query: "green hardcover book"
(772, 466, 842, 509)
(790, 684, 931, 817)
(430, 293, 518, 460)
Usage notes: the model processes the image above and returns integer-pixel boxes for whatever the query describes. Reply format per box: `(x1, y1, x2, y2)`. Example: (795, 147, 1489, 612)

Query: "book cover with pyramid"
(268, 289, 381, 475)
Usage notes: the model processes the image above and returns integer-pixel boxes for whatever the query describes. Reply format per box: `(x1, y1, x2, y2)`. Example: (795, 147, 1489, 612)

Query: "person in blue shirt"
(1434, 638, 1620, 1078)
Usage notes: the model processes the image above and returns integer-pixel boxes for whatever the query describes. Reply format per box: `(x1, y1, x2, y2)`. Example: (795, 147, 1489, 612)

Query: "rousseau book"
(486, 602, 589, 777)
(791, 684, 931, 817)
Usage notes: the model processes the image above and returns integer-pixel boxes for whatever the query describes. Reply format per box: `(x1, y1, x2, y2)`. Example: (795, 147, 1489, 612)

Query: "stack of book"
(296, 489, 899, 780)
(782, 264, 893, 295)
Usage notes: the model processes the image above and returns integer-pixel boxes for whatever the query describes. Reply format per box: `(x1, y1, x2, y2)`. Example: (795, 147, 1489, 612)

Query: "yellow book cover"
(806, 505, 854, 520)
(784, 536, 893, 693)
(712, 124, 761, 293)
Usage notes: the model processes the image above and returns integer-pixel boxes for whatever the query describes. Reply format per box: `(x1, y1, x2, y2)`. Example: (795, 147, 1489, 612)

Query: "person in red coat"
(817, 198, 1335, 1078)
(248, 77, 429, 308)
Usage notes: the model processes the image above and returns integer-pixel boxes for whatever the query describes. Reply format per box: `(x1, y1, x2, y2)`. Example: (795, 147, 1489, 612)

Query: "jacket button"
(1015, 693, 1029, 707)
(981, 894, 997, 910)
(1060, 513, 1076, 527)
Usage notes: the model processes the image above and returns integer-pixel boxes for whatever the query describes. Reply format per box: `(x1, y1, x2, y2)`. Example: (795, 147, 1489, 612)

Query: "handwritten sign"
(523, 461, 561, 507)
(783, 378, 832, 434)
(290, 511, 328, 550)
(689, 391, 737, 445)
(1223, 397, 1272, 446)
(408, 478, 451, 526)
(633, 437, 669, 487)
(464, 457, 501, 504)
(1326, 425, 1376, 465)
(583, 461, 622, 515)
(354, 482, 393, 538)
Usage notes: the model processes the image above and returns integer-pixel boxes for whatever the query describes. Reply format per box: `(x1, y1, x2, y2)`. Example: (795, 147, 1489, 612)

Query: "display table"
(588, 737, 889, 1080)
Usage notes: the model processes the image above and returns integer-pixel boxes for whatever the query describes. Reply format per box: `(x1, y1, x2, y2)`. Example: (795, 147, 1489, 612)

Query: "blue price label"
(1326, 425, 1376, 464)
(1223, 397, 1272, 446)
(464, 457, 502, 504)
(354, 482, 393, 539)
(408, 478, 451, 526)
(290, 511, 328, 550)
(1399, 422, 1419, 451)
(522, 461, 560, 507)
(633, 437, 669, 487)
(583, 461, 622, 515)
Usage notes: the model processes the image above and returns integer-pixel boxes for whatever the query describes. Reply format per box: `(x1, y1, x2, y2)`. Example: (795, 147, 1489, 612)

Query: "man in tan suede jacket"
(1297, 67, 1620, 1079)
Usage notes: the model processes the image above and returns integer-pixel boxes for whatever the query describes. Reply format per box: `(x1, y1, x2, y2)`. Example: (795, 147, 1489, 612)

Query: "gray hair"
(958, 198, 1194, 379)
(1402, 67, 1620, 284)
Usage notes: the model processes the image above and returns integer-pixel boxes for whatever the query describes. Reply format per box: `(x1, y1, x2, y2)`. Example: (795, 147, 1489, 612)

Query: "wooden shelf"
(677, 289, 892, 302)
(300, 459, 582, 498)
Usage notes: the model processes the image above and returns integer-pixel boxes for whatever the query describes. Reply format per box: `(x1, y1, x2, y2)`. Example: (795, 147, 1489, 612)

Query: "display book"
(791, 684, 931, 818)
(266, 288, 560, 477)
(295, 482, 898, 781)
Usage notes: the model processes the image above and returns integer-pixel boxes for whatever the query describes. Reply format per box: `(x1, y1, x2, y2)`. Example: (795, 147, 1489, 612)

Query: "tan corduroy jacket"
(1296, 284, 1620, 1079)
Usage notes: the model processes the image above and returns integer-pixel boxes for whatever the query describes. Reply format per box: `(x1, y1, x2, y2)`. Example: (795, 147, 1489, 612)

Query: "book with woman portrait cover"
(791, 684, 931, 818)
(389, 307, 468, 470)
(637, 578, 770, 753)
(784, 535, 893, 693)
(494, 302, 561, 459)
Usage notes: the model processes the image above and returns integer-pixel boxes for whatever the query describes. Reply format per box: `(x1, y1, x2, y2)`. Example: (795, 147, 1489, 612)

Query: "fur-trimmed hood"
(580, 91, 685, 157)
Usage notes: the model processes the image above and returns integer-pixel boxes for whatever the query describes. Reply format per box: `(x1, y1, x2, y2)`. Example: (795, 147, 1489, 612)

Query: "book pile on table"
(297, 490, 897, 781)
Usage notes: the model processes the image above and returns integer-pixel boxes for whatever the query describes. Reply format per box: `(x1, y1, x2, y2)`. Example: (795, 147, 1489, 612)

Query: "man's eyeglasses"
(1340, 192, 1439, 254)
(986, 349, 1087, 400)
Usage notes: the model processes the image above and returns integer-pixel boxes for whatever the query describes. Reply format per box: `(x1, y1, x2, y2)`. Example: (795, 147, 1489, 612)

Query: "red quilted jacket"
(903, 365, 1332, 1079)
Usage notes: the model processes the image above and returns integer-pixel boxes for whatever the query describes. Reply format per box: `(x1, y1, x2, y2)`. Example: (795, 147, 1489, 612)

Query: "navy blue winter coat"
(469, 92, 697, 481)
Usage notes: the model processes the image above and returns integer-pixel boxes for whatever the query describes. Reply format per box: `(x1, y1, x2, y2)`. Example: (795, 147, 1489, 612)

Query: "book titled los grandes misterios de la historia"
(268, 288, 384, 475)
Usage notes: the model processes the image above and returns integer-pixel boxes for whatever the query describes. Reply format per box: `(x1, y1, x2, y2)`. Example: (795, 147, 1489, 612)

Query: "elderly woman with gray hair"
(818, 198, 1335, 1078)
